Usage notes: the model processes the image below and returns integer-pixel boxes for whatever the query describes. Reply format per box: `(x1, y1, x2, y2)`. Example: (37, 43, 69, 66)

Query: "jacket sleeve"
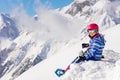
(84, 43, 97, 60)
(84, 37, 105, 60)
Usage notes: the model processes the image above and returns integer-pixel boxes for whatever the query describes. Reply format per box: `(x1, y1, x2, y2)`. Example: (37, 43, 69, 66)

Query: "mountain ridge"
(58, 0, 120, 28)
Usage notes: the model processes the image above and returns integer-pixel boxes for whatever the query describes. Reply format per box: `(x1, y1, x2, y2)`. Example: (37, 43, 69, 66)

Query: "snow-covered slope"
(104, 25, 120, 52)
(0, 12, 64, 79)
(0, 9, 82, 80)
(14, 0, 120, 80)
(0, 0, 120, 80)
(15, 24, 120, 80)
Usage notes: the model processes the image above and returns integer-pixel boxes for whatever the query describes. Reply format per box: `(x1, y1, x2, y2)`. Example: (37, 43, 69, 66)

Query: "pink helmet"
(87, 23, 99, 31)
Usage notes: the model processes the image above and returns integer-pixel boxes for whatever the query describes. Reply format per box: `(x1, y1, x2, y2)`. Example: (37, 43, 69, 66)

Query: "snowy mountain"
(0, 8, 81, 80)
(0, 13, 19, 40)
(0, 12, 69, 80)
(0, 0, 120, 80)
(59, 0, 120, 29)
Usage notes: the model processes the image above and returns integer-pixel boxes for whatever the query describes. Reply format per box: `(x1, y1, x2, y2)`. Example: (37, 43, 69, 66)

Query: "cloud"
(11, 1, 81, 41)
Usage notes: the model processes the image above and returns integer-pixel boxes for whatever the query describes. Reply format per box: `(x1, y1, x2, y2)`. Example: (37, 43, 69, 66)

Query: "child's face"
(88, 30, 96, 37)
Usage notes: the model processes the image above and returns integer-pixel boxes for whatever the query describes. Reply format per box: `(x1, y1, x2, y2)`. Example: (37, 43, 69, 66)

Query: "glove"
(76, 56, 86, 63)
(102, 55, 104, 58)
(78, 56, 86, 60)
(82, 43, 89, 48)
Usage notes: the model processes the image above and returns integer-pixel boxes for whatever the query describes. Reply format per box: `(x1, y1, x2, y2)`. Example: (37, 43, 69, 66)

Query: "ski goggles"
(87, 30, 98, 33)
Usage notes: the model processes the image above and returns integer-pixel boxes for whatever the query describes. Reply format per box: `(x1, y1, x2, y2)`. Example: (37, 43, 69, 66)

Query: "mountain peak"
(65, 0, 95, 16)
(0, 13, 19, 39)
(59, 0, 120, 16)
(58, 0, 120, 28)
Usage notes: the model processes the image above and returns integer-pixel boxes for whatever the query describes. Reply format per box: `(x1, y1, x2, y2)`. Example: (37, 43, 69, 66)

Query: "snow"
(15, 23, 120, 80)
(104, 24, 120, 52)
(92, 0, 106, 11)
(0, 0, 120, 80)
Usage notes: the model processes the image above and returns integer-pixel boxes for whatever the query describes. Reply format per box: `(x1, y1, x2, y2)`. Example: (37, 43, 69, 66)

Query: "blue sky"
(0, 0, 73, 16)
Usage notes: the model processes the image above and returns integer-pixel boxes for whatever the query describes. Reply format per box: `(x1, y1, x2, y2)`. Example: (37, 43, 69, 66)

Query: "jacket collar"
(89, 33, 100, 39)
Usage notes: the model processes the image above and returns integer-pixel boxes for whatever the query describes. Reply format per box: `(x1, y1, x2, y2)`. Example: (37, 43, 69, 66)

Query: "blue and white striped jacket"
(84, 33, 106, 60)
